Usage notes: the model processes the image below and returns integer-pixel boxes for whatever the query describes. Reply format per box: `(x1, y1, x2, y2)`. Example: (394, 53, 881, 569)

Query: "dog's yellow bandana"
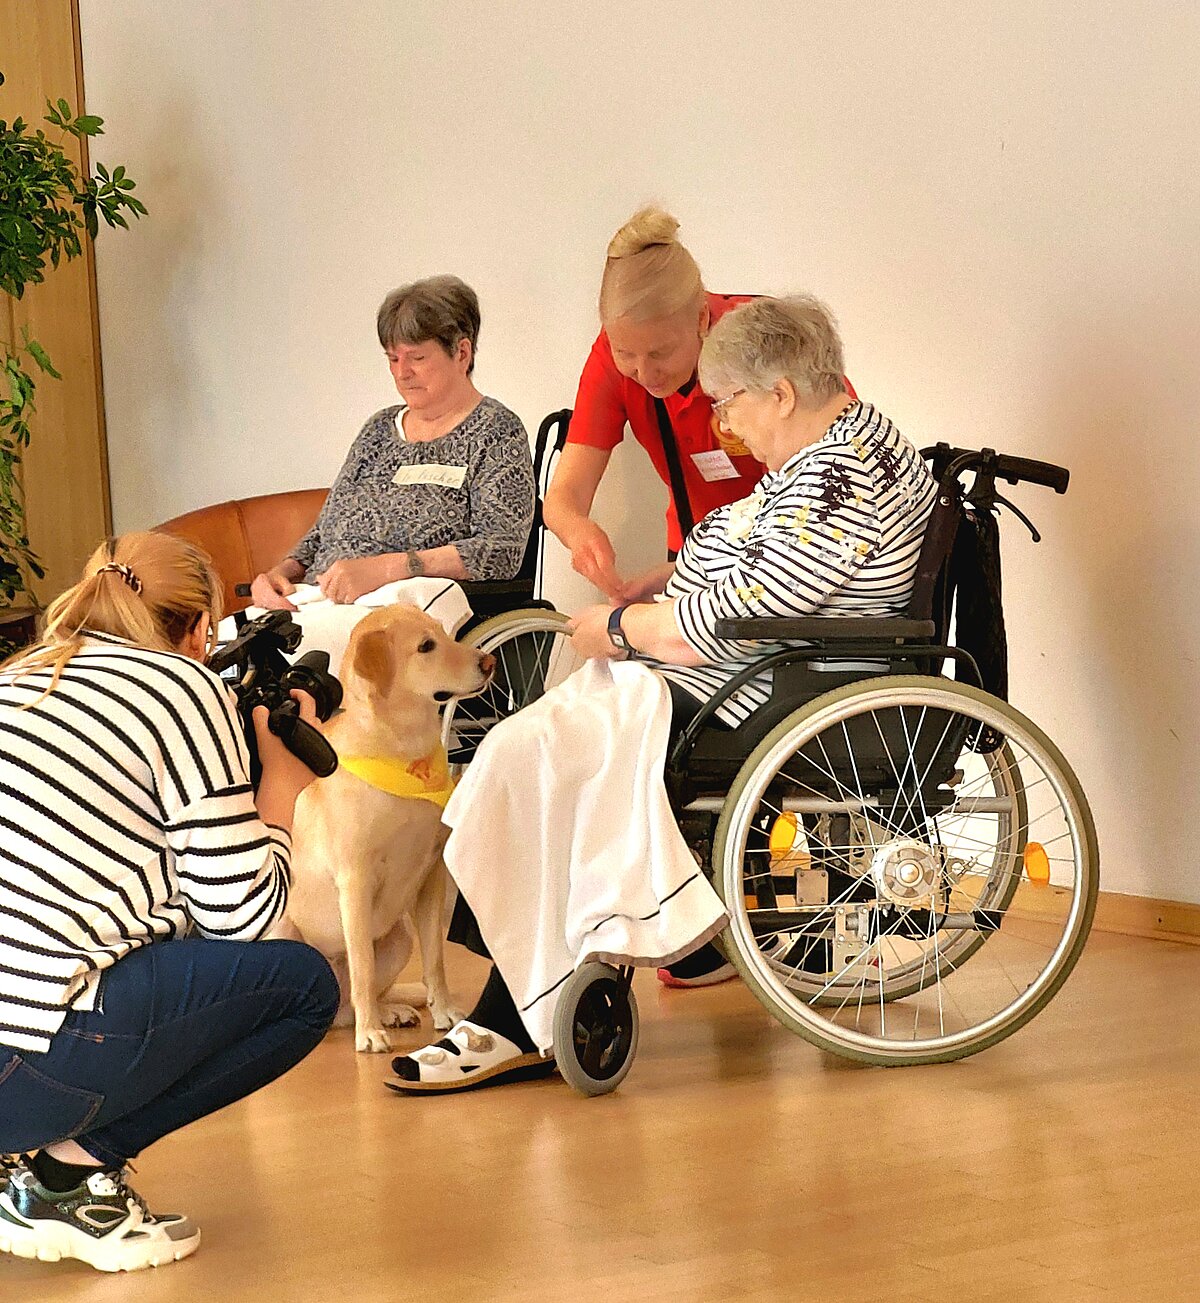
(338, 745, 455, 810)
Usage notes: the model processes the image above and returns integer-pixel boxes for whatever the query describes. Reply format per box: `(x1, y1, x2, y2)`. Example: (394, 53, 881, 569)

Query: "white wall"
(79, 0, 1200, 903)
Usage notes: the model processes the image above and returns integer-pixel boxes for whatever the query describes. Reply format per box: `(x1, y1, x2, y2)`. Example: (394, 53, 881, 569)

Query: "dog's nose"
(479, 652, 497, 677)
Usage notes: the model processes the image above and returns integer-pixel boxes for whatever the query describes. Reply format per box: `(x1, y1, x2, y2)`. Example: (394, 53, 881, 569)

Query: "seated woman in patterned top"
(251, 276, 535, 609)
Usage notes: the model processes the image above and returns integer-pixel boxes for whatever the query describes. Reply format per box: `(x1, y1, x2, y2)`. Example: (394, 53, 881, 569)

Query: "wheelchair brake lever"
(992, 494, 1042, 543)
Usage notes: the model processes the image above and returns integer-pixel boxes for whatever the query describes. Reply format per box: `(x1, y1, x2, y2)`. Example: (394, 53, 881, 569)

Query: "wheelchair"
(443, 410, 585, 763)
(446, 418, 1098, 1095)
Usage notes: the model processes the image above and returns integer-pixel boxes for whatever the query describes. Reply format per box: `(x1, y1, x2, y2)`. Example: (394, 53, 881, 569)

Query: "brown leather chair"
(157, 488, 328, 616)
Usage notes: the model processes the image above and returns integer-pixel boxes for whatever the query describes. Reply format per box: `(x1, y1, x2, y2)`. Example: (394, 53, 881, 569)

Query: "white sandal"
(386, 1020, 554, 1094)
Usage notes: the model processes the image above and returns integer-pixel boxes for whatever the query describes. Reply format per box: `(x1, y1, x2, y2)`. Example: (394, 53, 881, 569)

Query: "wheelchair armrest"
(458, 577, 539, 623)
(459, 579, 536, 597)
(712, 617, 937, 642)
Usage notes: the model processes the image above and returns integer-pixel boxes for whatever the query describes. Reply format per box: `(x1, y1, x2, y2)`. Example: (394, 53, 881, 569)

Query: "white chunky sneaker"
(0, 1165, 200, 1272)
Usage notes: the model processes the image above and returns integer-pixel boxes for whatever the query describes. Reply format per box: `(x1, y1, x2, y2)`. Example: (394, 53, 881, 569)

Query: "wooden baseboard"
(1007, 883, 1200, 946)
(1092, 890, 1200, 946)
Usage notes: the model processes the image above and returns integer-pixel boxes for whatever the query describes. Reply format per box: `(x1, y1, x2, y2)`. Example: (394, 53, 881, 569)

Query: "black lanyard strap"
(652, 397, 695, 540)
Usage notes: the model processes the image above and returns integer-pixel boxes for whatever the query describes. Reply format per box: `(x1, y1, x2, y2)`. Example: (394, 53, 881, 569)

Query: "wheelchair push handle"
(927, 443, 1069, 495)
(992, 453, 1069, 494)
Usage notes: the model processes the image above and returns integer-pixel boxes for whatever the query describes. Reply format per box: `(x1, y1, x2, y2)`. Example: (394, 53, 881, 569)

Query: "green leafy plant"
(0, 68, 146, 607)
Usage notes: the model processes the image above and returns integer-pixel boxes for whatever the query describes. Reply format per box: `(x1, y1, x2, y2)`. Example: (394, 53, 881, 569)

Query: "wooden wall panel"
(0, 0, 110, 605)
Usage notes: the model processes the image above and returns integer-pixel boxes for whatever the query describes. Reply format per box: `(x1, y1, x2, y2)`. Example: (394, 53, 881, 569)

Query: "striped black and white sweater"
(658, 402, 937, 725)
(0, 633, 291, 1053)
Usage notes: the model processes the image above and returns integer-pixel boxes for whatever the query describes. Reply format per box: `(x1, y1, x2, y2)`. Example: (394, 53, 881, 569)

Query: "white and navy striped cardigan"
(0, 633, 291, 1053)
(659, 402, 938, 725)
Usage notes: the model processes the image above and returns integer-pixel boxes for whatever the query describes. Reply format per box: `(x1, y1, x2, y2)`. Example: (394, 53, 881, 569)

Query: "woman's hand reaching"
(567, 520, 624, 599)
(250, 567, 299, 611)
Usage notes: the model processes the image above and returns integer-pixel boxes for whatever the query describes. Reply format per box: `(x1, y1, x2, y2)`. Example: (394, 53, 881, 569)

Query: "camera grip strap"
(269, 709, 339, 777)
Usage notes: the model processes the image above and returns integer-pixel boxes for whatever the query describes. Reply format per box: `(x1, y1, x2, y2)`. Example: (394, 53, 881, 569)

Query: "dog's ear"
(351, 627, 394, 694)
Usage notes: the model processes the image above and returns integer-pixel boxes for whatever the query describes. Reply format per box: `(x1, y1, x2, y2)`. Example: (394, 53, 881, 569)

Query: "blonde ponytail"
(599, 205, 705, 325)
(2, 532, 223, 700)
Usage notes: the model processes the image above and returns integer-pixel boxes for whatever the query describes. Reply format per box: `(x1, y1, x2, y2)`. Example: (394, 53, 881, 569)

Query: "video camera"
(208, 610, 343, 787)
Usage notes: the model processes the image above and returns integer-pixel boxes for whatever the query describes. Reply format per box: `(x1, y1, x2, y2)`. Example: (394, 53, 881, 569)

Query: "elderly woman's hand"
(315, 556, 395, 605)
(250, 568, 299, 611)
(617, 562, 676, 604)
(567, 603, 625, 660)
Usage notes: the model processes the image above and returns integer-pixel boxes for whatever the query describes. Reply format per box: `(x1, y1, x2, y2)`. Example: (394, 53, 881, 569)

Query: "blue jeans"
(0, 938, 338, 1166)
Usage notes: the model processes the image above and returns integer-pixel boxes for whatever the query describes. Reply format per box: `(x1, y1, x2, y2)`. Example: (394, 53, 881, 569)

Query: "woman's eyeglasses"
(710, 388, 747, 429)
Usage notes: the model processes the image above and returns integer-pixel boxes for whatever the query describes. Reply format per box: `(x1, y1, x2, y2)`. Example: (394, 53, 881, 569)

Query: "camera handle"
(267, 700, 339, 778)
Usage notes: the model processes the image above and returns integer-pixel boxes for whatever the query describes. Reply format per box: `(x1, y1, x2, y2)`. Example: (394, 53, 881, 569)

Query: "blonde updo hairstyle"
(3, 532, 223, 699)
(598, 206, 705, 325)
(699, 295, 847, 409)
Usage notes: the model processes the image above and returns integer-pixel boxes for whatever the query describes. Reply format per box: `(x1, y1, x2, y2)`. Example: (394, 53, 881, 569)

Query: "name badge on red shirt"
(690, 449, 741, 483)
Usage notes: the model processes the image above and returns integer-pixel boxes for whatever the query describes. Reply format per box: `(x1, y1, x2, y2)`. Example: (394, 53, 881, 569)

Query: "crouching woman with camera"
(0, 532, 339, 1273)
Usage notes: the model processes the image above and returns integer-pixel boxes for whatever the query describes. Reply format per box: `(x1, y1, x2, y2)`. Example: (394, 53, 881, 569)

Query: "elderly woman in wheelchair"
(392, 296, 1097, 1097)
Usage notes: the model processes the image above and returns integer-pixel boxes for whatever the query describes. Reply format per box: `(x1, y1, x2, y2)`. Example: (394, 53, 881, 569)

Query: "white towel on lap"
(442, 658, 729, 1053)
(216, 578, 472, 677)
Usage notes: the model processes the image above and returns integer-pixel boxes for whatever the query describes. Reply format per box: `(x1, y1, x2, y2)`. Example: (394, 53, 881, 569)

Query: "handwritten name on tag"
(392, 464, 467, 490)
(690, 449, 740, 482)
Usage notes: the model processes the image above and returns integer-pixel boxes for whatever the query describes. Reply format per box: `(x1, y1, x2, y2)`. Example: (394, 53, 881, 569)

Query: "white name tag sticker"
(691, 449, 740, 482)
(392, 464, 467, 490)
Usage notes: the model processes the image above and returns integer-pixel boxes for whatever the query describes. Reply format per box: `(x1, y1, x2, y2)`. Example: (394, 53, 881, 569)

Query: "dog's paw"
(355, 1026, 394, 1053)
(381, 1003, 422, 1029)
(429, 1001, 465, 1032)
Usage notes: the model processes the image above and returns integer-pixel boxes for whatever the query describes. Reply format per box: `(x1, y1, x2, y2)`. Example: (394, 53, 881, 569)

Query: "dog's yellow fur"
(273, 605, 493, 1053)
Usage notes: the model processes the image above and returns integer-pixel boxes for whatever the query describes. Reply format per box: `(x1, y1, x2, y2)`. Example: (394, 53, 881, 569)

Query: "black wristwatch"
(607, 604, 634, 655)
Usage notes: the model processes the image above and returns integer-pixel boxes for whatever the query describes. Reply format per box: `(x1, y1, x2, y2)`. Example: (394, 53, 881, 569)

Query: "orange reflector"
(769, 812, 798, 859)
(1024, 842, 1051, 885)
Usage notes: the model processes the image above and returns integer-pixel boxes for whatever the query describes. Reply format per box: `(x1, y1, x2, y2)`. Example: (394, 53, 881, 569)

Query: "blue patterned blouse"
(290, 397, 535, 581)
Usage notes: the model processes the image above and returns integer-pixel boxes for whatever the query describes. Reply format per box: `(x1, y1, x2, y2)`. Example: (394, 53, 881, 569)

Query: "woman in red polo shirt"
(543, 206, 764, 603)
(543, 207, 761, 987)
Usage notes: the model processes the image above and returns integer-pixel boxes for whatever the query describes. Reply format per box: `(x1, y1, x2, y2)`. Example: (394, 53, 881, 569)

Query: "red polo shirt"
(568, 292, 760, 552)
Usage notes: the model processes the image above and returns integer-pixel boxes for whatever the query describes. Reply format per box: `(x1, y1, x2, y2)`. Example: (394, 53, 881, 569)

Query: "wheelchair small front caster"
(552, 962, 639, 1097)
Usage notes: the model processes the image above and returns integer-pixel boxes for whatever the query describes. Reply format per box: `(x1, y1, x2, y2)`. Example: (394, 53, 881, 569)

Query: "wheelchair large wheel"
(442, 609, 584, 762)
(712, 677, 1097, 1066)
(552, 963, 639, 1097)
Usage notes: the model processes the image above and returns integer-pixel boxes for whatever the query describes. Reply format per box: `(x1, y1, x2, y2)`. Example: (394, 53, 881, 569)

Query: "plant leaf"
(26, 341, 62, 380)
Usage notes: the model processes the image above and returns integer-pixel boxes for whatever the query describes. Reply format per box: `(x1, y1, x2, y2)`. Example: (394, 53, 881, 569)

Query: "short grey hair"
(376, 275, 481, 374)
(699, 295, 846, 407)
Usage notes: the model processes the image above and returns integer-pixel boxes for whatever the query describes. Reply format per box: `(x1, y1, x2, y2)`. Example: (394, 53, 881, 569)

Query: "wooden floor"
(3, 932, 1198, 1302)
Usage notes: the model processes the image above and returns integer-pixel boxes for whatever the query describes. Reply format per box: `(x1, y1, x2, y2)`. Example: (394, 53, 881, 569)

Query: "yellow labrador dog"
(277, 604, 494, 1053)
